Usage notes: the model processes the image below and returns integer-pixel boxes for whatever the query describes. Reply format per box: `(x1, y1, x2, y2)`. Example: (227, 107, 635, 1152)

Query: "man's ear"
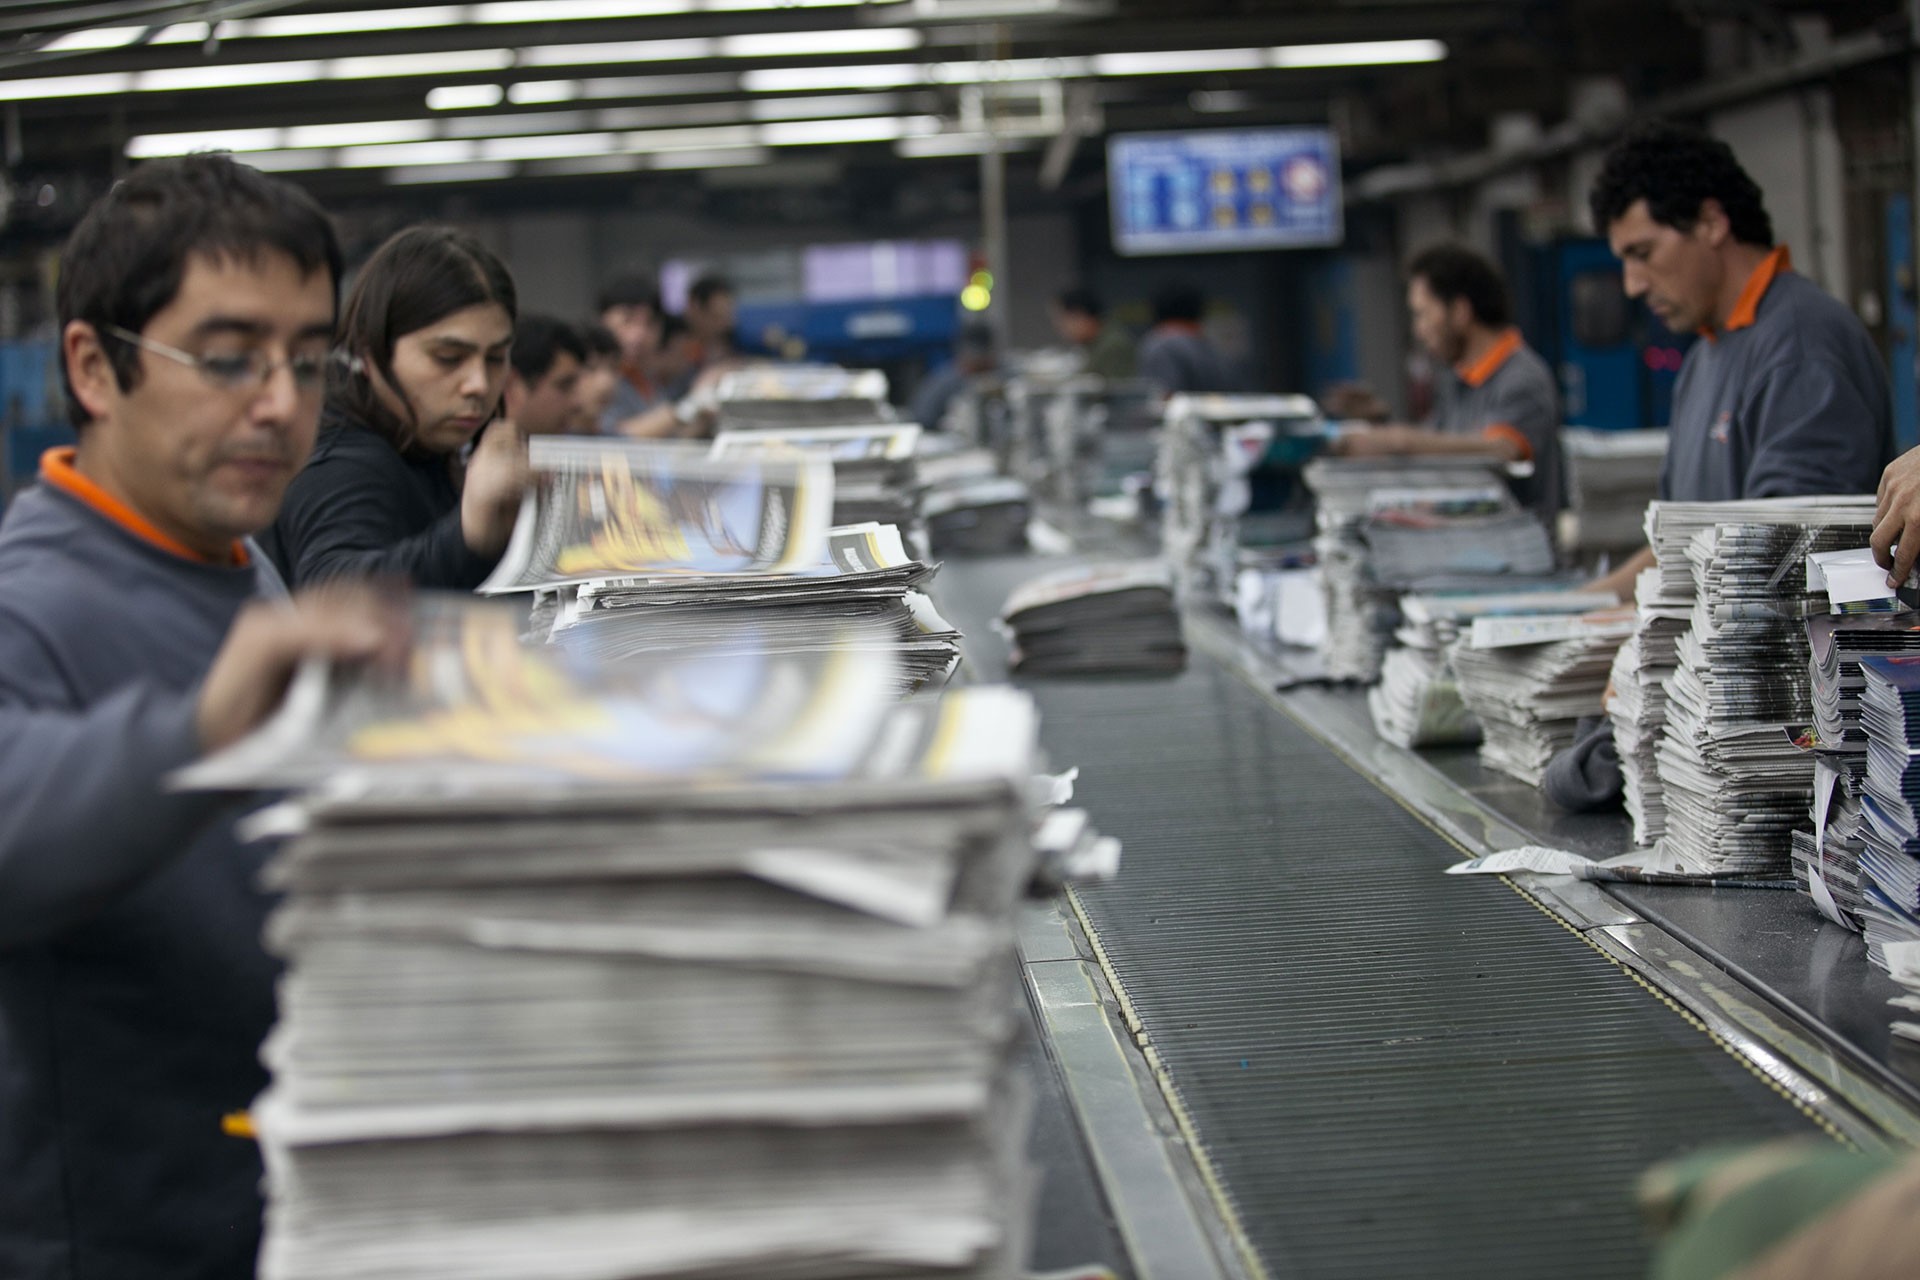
(63, 320, 117, 423)
(1695, 197, 1733, 248)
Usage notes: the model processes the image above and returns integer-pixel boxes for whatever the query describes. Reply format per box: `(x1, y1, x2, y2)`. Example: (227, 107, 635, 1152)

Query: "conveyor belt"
(939, 556, 1827, 1280)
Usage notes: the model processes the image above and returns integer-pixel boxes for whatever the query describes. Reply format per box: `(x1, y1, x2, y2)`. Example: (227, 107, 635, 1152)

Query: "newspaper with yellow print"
(479, 439, 833, 595)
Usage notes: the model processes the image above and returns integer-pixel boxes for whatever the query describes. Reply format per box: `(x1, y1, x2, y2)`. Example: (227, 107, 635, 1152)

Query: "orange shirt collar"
(1705, 244, 1792, 340)
(1457, 328, 1523, 388)
(39, 447, 249, 568)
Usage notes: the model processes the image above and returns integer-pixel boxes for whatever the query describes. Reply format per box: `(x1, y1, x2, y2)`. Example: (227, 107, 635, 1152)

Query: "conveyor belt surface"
(940, 555, 1824, 1280)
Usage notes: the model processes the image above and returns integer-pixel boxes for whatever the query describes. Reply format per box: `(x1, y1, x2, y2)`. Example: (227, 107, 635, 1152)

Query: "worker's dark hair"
(1151, 283, 1205, 325)
(580, 322, 620, 359)
(1406, 243, 1512, 328)
(688, 272, 735, 306)
(1055, 286, 1104, 319)
(510, 314, 587, 384)
(657, 312, 691, 350)
(57, 152, 342, 429)
(330, 224, 517, 453)
(1588, 119, 1774, 247)
(597, 274, 658, 315)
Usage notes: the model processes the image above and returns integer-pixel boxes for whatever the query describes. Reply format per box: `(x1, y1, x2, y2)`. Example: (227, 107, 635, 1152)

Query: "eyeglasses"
(104, 325, 330, 394)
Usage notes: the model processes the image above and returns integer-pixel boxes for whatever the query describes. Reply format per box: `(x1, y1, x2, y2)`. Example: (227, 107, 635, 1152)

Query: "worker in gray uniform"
(1584, 120, 1894, 603)
(1331, 243, 1563, 522)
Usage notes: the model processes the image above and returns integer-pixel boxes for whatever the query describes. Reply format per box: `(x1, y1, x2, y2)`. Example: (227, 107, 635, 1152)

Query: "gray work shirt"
(1432, 332, 1564, 519)
(1661, 261, 1894, 501)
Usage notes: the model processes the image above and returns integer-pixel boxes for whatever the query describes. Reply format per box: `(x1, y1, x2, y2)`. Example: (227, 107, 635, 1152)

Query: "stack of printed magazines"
(490, 439, 961, 694)
(1448, 606, 1634, 786)
(177, 598, 1104, 1280)
(711, 422, 924, 534)
(998, 561, 1185, 676)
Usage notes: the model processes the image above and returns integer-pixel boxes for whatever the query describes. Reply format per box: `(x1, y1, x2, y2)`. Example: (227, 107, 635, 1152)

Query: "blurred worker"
(597, 275, 664, 429)
(911, 321, 997, 431)
(263, 225, 528, 589)
(1137, 283, 1240, 395)
(1331, 244, 1563, 521)
(504, 314, 587, 437)
(612, 315, 722, 441)
(1584, 119, 1893, 602)
(0, 153, 408, 1280)
(572, 322, 621, 434)
(1051, 285, 1136, 380)
(676, 272, 739, 396)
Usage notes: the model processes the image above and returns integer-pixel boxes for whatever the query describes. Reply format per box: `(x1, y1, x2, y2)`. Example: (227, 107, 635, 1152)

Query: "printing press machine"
(943, 517, 1920, 1280)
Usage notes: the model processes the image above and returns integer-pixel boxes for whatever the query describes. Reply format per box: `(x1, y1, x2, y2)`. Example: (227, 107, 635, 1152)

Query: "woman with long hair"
(262, 225, 527, 589)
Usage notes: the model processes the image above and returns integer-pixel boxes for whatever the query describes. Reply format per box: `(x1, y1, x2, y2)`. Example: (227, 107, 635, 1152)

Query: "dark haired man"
(0, 153, 405, 1277)
(1332, 244, 1563, 520)
(1051, 286, 1136, 381)
(596, 274, 663, 430)
(1137, 283, 1239, 395)
(677, 272, 739, 397)
(572, 322, 622, 434)
(911, 321, 998, 431)
(505, 313, 588, 436)
(1585, 120, 1893, 601)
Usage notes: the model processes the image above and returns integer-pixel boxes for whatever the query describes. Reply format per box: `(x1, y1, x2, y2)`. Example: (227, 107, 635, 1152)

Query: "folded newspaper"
(998, 561, 1185, 676)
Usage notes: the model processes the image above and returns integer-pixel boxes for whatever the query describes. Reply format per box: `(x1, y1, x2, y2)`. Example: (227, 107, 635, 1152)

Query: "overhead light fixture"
(387, 161, 516, 184)
(1090, 49, 1262, 75)
(41, 26, 145, 52)
(242, 148, 334, 171)
(506, 80, 581, 104)
(126, 0, 879, 44)
(150, 23, 212, 44)
(0, 51, 514, 101)
(649, 145, 770, 168)
(517, 37, 713, 67)
(501, 72, 737, 103)
(1270, 39, 1445, 67)
(289, 120, 438, 147)
(740, 62, 923, 92)
(426, 83, 506, 110)
(526, 153, 645, 175)
(716, 28, 919, 56)
(757, 113, 935, 144)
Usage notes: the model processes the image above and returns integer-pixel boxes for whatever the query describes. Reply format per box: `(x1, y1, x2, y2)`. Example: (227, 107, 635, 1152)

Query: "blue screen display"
(1108, 128, 1343, 256)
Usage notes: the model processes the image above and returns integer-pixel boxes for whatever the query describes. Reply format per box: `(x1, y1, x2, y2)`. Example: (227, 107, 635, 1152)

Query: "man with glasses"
(0, 154, 405, 1279)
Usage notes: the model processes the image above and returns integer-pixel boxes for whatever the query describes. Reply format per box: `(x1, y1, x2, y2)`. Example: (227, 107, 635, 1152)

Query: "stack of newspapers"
(998, 561, 1185, 676)
(711, 365, 896, 430)
(922, 476, 1033, 557)
(1556, 428, 1667, 557)
(1156, 394, 1327, 604)
(1449, 607, 1634, 786)
(486, 439, 961, 694)
(1302, 458, 1555, 683)
(1857, 655, 1920, 966)
(1646, 499, 1877, 874)
(1368, 590, 1614, 749)
(179, 603, 1067, 1280)
(1611, 565, 1692, 846)
(710, 422, 924, 533)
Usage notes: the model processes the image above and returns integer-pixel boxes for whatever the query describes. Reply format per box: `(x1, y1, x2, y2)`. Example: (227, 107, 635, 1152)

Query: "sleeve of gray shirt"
(0, 620, 223, 948)
(1484, 366, 1560, 463)
(1742, 356, 1888, 498)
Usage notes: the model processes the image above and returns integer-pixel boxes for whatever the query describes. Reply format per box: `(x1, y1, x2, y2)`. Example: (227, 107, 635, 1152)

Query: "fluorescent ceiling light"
(896, 132, 1016, 157)
(0, 52, 515, 101)
(335, 50, 514, 78)
(242, 148, 334, 171)
(927, 56, 1070, 83)
(288, 120, 437, 147)
(740, 62, 922, 91)
(151, 23, 211, 44)
(477, 130, 623, 160)
(129, 0, 874, 44)
(503, 72, 737, 103)
(242, 7, 464, 36)
(518, 37, 713, 67)
(136, 61, 322, 90)
(426, 83, 506, 109)
(745, 92, 900, 119)
(758, 114, 934, 144)
(717, 27, 918, 56)
(507, 80, 580, 103)
(1270, 39, 1446, 67)
(1090, 49, 1263, 75)
(649, 145, 770, 168)
(41, 26, 144, 52)
(528, 154, 646, 175)
(337, 139, 481, 167)
(387, 161, 516, 184)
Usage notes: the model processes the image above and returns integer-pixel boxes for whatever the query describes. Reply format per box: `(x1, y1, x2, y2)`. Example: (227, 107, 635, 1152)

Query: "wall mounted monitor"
(1108, 127, 1342, 256)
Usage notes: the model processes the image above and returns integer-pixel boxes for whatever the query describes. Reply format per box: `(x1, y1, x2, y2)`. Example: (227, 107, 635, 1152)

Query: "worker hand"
(461, 416, 530, 555)
(1320, 382, 1392, 425)
(197, 582, 412, 753)
(1330, 425, 1413, 457)
(1873, 446, 1920, 588)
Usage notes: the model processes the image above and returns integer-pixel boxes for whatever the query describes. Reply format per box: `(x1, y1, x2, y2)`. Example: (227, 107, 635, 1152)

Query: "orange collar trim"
(1457, 328, 1523, 388)
(39, 448, 249, 568)
(1706, 245, 1792, 339)
(1155, 320, 1205, 337)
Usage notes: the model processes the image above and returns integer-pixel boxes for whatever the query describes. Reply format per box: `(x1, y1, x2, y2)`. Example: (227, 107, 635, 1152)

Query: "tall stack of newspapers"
(1449, 607, 1634, 786)
(710, 365, 896, 430)
(1793, 552, 1920, 930)
(1856, 655, 1920, 966)
(1610, 563, 1691, 846)
(1157, 394, 1326, 605)
(492, 439, 962, 694)
(1301, 458, 1556, 683)
(1644, 499, 1877, 874)
(1371, 590, 1616, 749)
(711, 422, 924, 535)
(180, 609, 1095, 1279)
